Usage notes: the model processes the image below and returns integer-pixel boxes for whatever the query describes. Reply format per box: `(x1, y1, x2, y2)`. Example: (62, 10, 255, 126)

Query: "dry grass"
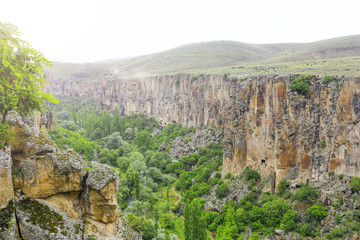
(45, 35, 360, 80)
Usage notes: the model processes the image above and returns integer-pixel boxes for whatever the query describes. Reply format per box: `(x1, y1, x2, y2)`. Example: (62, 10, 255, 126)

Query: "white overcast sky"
(1, 0, 359, 63)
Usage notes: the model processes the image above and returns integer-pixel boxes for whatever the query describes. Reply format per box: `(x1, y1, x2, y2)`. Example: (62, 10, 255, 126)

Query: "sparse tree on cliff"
(0, 22, 59, 122)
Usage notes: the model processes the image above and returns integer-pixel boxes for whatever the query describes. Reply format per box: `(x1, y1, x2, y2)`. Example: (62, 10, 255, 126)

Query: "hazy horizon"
(2, 0, 360, 63)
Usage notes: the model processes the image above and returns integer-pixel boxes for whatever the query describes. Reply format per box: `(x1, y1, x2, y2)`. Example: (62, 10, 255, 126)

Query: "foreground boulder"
(0, 111, 142, 240)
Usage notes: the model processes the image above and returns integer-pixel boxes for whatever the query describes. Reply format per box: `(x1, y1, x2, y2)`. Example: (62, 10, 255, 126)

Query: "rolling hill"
(46, 35, 360, 80)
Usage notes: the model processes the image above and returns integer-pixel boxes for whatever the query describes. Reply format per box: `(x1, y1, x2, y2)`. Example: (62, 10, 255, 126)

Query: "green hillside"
(46, 35, 360, 79)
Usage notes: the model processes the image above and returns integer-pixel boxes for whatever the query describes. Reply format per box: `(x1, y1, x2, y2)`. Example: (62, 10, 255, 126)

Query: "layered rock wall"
(47, 73, 360, 185)
(0, 111, 141, 240)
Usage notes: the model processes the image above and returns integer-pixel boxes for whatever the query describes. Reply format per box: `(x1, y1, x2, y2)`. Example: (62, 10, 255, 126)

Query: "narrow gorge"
(45, 73, 360, 186)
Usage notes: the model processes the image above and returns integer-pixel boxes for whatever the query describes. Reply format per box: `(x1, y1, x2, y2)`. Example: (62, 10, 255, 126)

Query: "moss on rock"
(17, 198, 66, 235)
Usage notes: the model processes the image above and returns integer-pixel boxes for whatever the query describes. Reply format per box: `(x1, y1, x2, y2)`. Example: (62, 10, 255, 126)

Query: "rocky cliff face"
(0, 111, 141, 240)
(46, 73, 360, 185)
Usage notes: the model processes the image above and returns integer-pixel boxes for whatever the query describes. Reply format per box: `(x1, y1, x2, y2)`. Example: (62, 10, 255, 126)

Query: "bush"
(332, 202, 340, 209)
(245, 168, 260, 184)
(243, 191, 258, 203)
(320, 140, 326, 149)
(293, 185, 319, 202)
(332, 227, 344, 238)
(191, 75, 198, 81)
(322, 75, 334, 84)
(216, 183, 230, 198)
(0, 122, 10, 150)
(289, 75, 311, 96)
(225, 173, 232, 179)
(277, 179, 287, 196)
(306, 204, 327, 222)
(223, 73, 230, 80)
(280, 210, 297, 232)
(335, 214, 341, 223)
(350, 177, 360, 192)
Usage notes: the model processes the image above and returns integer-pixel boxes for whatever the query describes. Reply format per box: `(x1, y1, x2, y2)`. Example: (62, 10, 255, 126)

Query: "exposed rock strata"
(46, 73, 360, 184)
(0, 111, 141, 240)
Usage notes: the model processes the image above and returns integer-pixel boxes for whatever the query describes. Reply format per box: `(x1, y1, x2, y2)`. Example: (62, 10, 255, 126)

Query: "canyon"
(45, 73, 360, 186)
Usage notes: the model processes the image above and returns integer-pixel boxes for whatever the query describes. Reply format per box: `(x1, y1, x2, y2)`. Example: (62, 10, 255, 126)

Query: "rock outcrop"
(0, 111, 142, 240)
(46, 73, 360, 185)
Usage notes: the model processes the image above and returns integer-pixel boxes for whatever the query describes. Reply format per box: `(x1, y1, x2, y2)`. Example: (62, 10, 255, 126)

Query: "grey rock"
(158, 141, 170, 152)
(86, 163, 118, 191)
(16, 198, 82, 240)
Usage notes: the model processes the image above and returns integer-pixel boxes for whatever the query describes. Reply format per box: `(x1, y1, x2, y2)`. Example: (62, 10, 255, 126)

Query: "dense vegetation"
(0, 22, 58, 149)
(48, 99, 360, 239)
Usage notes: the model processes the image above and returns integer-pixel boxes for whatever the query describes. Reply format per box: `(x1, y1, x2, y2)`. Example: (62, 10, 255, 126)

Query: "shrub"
(223, 73, 230, 80)
(332, 227, 344, 238)
(225, 173, 232, 179)
(243, 191, 258, 203)
(332, 202, 340, 209)
(0, 122, 11, 150)
(277, 179, 288, 196)
(293, 185, 319, 202)
(191, 75, 198, 81)
(335, 214, 341, 223)
(322, 75, 334, 84)
(280, 210, 297, 232)
(328, 171, 335, 178)
(216, 183, 230, 198)
(245, 168, 260, 184)
(289, 75, 311, 96)
(350, 177, 360, 192)
(306, 204, 327, 222)
(339, 174, 345, 180)
(320, 140, 326, 149)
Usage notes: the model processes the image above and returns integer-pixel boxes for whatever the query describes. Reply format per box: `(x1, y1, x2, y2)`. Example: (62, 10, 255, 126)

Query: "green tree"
(0, 22, 59, 122)
(184, 198, 206, 240)
(135, 131, 152, 150)
(216, 183, 230, 198)
(350, 177, 360, 192)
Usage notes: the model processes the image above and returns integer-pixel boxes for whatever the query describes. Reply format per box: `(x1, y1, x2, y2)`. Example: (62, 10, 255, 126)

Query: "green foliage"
(184, 198, 207, 240)
(223, 73, 230, 80)
(280, 210, 297, 232)
(135, 131, 152, 150)
(0, 122, 10, 150)
(277, 179, 287, 196)
(293, 184, 319, 202)
(49, 126, 96, 161)
(245, 168, 260, 184)
(225, 173, 232, 179)
(332, 227, 344, 238)
(289, 75, 311, 96)
(332, 201, 340, 209)
(350, 177, 360, 192)
(216, 183, 230, 198)
(0, 22, 59, 122)
(306, 204, 327, 222)
(335, 214, 341, 223)
(320, 140, 326, 149)
(191, 74, 198, 81)
(328, 171, 335, 178)
(322, 75, 334, 84)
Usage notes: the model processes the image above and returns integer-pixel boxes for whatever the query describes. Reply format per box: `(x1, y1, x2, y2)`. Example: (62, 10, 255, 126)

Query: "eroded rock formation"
(46, 73, 360, 185)
(0, 111, 141, 240)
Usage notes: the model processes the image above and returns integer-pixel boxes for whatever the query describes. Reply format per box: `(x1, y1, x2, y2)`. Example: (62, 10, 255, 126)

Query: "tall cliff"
(0, 111, 141, 240)
(46, 73, 360, 185)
